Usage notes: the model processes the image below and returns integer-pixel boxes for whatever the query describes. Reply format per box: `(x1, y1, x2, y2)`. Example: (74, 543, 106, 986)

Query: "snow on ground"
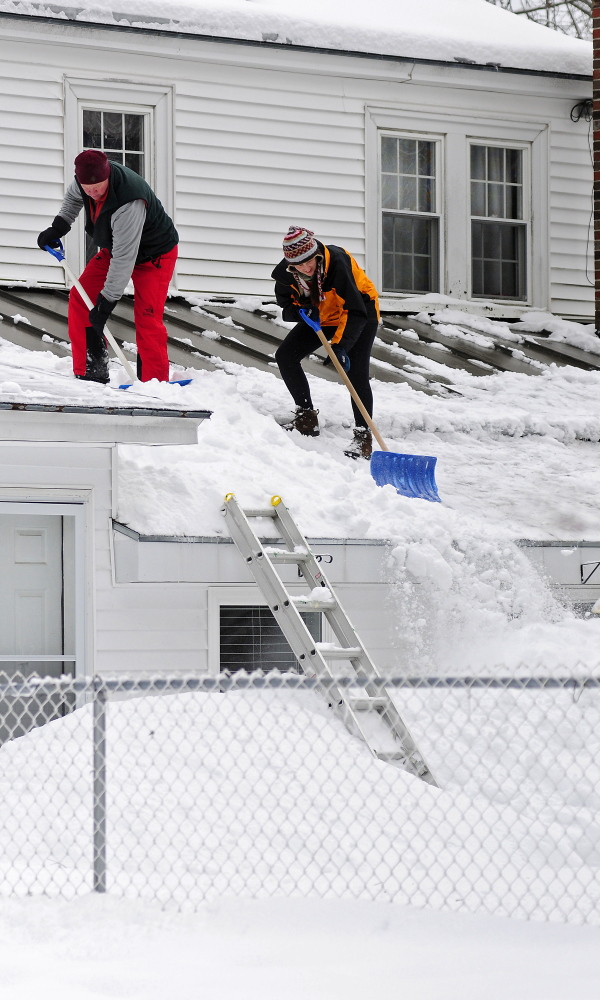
(0, 0, 590, 75)
(0, 893, 599, 1000)
(1, 687, 599, 923)
(2, 325, 600, 671)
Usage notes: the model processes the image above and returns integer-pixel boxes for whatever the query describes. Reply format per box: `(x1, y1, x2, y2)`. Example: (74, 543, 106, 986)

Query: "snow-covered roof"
(0, 0, 591, 77)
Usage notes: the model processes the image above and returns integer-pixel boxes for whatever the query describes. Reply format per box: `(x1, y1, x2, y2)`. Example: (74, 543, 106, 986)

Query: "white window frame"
(379, 129, 444, 297)
(64, 78, 175, 279)
(0, 500, 87, 677)
(468, 138, 531, 303)
(366, 105, 549, 309)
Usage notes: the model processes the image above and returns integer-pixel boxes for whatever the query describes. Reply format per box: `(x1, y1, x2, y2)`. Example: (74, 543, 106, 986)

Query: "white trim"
(366, 105, 549, 309)
(0, 499, 89, 677)
(63, 76, 175, 279)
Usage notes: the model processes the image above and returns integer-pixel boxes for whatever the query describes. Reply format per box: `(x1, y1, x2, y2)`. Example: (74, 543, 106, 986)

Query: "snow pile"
(1, 685, 599, 924)
(514, 312, 600, 356)
(0, 0, 591, 75)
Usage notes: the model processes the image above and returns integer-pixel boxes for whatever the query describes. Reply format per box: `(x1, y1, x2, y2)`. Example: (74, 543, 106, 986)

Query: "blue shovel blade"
(119, 379, 193, 389)
(370, 451, 441, 503)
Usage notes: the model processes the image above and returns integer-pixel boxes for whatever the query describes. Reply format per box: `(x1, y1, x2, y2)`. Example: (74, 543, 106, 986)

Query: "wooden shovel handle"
(314, 327, 389, 452)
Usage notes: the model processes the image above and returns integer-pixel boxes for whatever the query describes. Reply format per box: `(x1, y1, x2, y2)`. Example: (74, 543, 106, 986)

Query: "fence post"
(92, 676, 107, 893)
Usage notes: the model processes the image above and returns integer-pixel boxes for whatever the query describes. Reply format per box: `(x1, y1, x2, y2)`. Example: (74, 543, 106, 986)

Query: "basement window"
(220, 606, 322, 672)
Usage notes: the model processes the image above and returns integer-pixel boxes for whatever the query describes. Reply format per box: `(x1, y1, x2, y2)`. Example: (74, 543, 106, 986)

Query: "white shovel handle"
(61, 259, 137, 384)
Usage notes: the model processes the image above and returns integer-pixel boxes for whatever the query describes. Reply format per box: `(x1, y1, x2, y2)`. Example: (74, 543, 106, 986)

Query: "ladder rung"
(267, 551, 308, 563)
(292, 599, 337, 611)
(244, 508, 277, 518)
(318, 646, 363, 659)
(349, 697, 389, 711)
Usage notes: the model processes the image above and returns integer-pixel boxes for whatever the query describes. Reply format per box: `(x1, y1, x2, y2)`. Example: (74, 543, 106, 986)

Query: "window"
(82, 109, 146, 177)
(470, 145, 527, 300)
(219, 606, 322, 672)
(381, 135, 440, 294)
(82, 108, 148, 262)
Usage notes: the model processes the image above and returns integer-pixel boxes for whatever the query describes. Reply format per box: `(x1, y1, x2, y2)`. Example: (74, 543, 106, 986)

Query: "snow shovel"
(44, 241, 137, 383)
(298, 309, 441, 503)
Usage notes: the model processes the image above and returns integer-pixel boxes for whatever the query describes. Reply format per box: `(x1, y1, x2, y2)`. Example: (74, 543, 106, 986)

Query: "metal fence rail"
(0, 670, 598, 923)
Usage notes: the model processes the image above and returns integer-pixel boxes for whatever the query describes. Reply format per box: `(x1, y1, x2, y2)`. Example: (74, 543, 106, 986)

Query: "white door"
(0, 514, 74, 741)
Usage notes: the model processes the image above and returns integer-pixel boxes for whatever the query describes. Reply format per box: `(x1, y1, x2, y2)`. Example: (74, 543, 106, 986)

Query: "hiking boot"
(344, 427, 372, 460)
(76, 327, 110, 383)
(277, 407, 320, 437)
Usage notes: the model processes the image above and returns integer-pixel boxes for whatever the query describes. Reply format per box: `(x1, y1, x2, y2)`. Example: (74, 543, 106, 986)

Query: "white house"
(0, 0, 593, 319)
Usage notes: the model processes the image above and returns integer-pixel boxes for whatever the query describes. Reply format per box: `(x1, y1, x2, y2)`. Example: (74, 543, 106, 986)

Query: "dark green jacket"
(76, 162, 178, 263)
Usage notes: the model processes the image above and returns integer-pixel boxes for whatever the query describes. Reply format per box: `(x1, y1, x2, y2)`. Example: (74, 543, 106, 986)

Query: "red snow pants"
(68, 245, 178, 381)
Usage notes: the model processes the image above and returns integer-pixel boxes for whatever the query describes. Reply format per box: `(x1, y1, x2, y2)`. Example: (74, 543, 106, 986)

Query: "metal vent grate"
(220, 605, 322, 672)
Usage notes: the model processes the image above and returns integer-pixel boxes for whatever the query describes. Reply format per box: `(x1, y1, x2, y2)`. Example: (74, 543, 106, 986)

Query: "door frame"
(0, 501, 87, 677)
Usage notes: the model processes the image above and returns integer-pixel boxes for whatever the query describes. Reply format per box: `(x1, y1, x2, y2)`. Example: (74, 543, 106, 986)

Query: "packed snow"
(1, 893, 599, 999)
(1, 310, 600, 672)
(0, 0, 591, 75)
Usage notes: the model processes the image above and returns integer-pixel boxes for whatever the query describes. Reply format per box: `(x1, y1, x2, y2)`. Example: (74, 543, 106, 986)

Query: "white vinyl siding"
(0, 17, 593, 316)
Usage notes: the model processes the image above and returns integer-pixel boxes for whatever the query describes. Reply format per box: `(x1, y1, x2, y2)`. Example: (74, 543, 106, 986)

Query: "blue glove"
(332, 344, 350, 372)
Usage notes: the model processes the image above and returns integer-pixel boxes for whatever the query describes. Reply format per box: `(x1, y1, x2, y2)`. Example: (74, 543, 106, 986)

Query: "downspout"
(595, 3, 600, 331)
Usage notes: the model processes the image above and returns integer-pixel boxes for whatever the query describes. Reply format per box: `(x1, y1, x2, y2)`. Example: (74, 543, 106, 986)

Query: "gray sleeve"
(57, 180, 84, 226)
(101, 200, 147, 302)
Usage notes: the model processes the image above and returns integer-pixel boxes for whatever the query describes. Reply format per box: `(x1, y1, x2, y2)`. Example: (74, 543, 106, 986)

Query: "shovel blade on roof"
(370, 451, 441, 503)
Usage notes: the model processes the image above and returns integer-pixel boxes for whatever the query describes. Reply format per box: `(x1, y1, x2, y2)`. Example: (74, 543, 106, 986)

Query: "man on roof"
(272, 226, 380, 459)
(37, 150, 178, 384)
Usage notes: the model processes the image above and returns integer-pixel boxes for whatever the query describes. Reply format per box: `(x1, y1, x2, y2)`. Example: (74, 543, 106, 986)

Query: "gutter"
(0, 10, 591, 82)
(0, 401, 212, 418)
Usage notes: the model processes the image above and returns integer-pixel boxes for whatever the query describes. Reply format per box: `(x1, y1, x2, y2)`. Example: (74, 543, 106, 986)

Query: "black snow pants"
(274, 314, 378, 428)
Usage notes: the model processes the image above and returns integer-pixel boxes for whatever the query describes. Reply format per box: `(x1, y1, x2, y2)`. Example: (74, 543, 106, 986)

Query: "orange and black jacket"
(271, 244, 380, 351)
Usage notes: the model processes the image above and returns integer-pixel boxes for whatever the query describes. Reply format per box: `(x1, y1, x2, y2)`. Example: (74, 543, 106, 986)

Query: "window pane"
(502, 261, 518, 298)
(398, 138, 416, 176)
(106, 151, 124, 166)
(381, 135, 397, 173)
(506, 148, 522, 185)
(482, 222, 502, 259)
(124, 152, 144, 176)
(413, 219, 431, 257)
(125, 114, 144, 151)
(471, 180, 486, 217)
(418, 141, 434, 178)
(398, 175, 417, 212)
(488, 146, 504, 182)
(488, 183, 504, 219)
(382, 173, 398, 211)
(483, 259, 502, 297)
(471, 145, 486, 180)
(506, 184, 522, 220)
(82, 110, 101, 149)
(413, 255, 430, 293)
(103, 111, 122, 150)
(472, 257, 483, 296)
(383, 253, 394, 289)
(397, 216, 413, 254)
(418, 177, 434, 214)
(396, 254, 413, 294)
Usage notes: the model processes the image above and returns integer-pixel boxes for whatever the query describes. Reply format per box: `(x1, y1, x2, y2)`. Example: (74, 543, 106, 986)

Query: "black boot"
(75, 327, 110, 384)
(277, 407, 320, 437)
(344, 427, 372, 460)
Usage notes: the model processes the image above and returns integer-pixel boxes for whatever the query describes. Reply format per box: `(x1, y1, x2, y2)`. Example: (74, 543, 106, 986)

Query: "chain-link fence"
(0, 670, 598, 924)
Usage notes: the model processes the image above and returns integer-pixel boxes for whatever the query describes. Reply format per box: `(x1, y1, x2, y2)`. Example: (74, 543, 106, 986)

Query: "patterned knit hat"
(282, 226, 318, 263)
(74, 150, 111, 184)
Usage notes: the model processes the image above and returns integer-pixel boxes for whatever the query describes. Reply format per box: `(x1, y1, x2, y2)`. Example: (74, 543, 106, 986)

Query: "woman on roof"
(272, 226, 380, 459)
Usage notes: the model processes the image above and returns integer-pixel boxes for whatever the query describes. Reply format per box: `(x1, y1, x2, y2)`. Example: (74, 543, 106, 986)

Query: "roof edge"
(0, 10, 591, 82)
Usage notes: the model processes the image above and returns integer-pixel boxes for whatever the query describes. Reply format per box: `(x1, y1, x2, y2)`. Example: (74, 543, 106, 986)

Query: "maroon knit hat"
(74, 150, 111, 184)
(282, 226, 318, 264)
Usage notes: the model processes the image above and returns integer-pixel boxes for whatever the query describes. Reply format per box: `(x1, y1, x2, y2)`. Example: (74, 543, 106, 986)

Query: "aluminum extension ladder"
(221, 493, 436, 786)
